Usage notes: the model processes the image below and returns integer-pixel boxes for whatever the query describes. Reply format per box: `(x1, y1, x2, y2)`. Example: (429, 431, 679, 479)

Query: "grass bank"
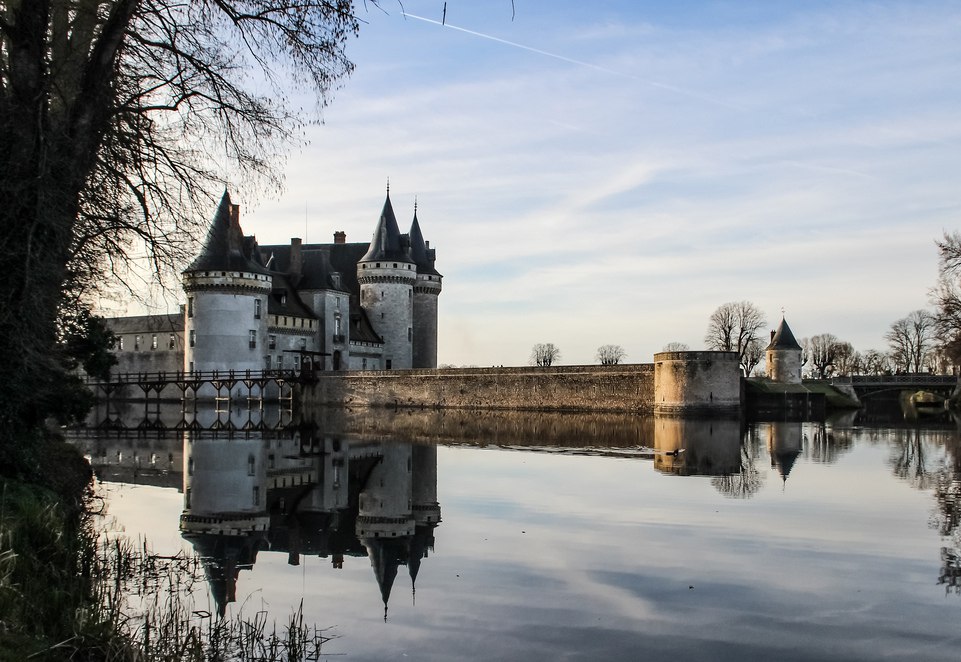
(1, 431, 335, 661)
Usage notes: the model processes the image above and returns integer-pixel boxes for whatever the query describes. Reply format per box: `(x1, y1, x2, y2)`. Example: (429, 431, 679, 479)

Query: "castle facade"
(107, 188, 441, 374)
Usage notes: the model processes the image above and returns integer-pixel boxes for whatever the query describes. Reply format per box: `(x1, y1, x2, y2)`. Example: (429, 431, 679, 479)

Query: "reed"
(1, 479, 336, 661)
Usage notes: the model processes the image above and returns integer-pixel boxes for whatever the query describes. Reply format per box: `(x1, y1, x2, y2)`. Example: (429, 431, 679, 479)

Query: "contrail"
(401, 12, 744, 111)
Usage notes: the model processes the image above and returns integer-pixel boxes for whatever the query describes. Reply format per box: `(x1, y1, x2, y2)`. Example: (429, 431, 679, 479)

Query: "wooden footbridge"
(83, 368, 320, 437)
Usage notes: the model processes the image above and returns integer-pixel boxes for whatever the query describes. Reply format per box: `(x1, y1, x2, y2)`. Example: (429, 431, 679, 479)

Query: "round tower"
(182, 192, 271, 373)
(765, 316, 803, 384)
(409, 204, 442, 369)
(357, 189, 416, 370)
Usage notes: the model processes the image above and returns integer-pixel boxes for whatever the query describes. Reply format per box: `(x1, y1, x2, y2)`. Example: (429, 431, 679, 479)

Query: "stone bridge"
(832, 374, 958, 400)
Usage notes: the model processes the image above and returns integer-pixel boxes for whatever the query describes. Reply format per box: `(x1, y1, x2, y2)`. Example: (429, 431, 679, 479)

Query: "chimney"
(333, 231, 346, 244)
(770, 330, 776, 342)
(290, 237, 303, 276)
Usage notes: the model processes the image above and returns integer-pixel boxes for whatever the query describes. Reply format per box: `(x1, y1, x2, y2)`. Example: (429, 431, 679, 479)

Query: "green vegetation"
(746, 378, 861, 409)
(1, 433, 335, 661)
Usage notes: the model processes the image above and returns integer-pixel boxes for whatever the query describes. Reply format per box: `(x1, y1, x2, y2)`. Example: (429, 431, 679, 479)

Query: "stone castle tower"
(409, 204, 442, 369)
(182, 192, 272, 373)
(178, 187, 440, 374)
(765, 316, 803, 384)
(357, 189, 442, 370)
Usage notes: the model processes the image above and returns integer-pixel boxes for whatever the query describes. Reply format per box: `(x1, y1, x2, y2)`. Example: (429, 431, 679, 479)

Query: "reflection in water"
(69, 404, 961, 659)
(180, 424, 440, 619)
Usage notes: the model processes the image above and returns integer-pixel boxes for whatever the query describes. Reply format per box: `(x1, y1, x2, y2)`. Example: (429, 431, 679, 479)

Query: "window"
(252, 486, 260, 506)
(134, 335, 142, 351)
(151, 334, 158, 350)
(265, 355, 272, 369)
(299, 337, 307, 350)
(189, 330, 196, 347)
(386, 359, 392, 370)
(187, 297, 194, 318)
(268, 335, 276, 350)
(362, 358, 367, 370)
(168, 334, 176, 349)
(335, 297, 341, 311)
(408, 327, 412, 341)
(247, 454, 255, 476)
(249, 330, 257, 349)
(254, 299, 262, 319)
(118, 337, 124, 351)
(335, 316, 341, 336)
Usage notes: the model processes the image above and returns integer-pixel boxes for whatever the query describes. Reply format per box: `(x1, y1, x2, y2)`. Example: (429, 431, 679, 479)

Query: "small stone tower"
(182, 191, 272, 373)
(409, 204, 442, 369)
(765, 316, 803, 384)
(357, 189, 416, 370)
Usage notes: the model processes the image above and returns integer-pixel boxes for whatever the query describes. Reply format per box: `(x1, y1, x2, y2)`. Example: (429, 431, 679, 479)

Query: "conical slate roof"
(766, 317, 802, 351)
(185, 191, 268, 274)
(359, 191, 410, 263)
(409, 210, 440, 276)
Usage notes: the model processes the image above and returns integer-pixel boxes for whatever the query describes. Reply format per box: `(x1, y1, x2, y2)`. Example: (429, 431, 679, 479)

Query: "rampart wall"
(302, 364, 657, 413)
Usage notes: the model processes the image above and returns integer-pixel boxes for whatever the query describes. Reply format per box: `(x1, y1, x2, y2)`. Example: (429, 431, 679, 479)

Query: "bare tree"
(886, 310, 936, 373)
(0, 1, 363, 432)
(661, 342, 690, 352)
(704, 301, 766, 376)
(832, 342, 856, 376)
(530, 343, 561, 367)
(596, 344, 626, 366)
(742, 338, 764, 377)
(808, 333, 846, 379)
(862, 349, 892, 375)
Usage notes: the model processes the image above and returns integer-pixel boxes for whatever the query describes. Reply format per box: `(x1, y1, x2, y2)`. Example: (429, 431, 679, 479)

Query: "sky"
(127, 0, 961, 367)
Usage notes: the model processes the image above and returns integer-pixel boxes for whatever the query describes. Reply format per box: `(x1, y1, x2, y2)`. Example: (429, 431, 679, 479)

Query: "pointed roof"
(766, 316, 802, 351)
(359, 191, 411, 263)
(185, 191, 269, 274)
(409, 210, 440, 276)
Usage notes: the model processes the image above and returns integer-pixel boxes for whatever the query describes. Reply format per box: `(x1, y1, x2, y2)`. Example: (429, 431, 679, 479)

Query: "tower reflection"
(180, 418, 440, 619)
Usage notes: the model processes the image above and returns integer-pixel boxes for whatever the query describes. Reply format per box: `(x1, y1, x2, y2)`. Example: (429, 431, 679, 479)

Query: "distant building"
(765, 316, 803, 384)
(106, 187, 442, 373)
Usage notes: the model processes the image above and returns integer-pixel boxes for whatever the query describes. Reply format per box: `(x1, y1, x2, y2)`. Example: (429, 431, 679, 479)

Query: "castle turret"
(182, 191, 272, 373)
(356, 189, 416, 370)
(765, 316, 803, 384)
(409, 205, 442, 369)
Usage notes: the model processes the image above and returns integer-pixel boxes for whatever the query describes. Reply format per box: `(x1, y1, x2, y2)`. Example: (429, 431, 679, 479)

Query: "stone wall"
(653, 351, 741, 416)
(302, 364, 656, 413)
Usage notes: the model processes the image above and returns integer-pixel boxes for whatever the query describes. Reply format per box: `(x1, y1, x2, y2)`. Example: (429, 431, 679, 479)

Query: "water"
(72, 406, 961, 661)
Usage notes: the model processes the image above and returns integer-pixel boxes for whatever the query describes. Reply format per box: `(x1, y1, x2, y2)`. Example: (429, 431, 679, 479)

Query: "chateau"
(106, 188, 442, 374)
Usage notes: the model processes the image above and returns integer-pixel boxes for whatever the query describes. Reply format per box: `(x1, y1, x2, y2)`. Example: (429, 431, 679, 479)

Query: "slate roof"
(359, 192, 412, 263)
(256, 241, 382, 345)
(104, 314, 184, 335)
(766, 317, 802, 351)
(267, 273, 317, 320)
(186, 191, 269, 275)
(409, 211, 440, 276)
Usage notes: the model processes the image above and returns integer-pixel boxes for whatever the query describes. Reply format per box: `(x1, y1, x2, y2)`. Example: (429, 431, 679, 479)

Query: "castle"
(106, 187, 441, 374)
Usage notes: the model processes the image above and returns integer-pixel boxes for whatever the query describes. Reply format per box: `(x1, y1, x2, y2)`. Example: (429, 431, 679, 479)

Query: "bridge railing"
(85, 368, 305, 387)
(834, 374, 958, 387)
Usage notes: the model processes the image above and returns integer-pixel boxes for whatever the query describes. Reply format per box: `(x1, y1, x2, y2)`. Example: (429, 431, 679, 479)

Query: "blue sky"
(184, 1, 961, 366)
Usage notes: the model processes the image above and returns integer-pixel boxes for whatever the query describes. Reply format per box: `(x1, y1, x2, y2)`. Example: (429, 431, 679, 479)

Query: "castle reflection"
(70, 402, 865, 612)
(180, 424, 440, 619)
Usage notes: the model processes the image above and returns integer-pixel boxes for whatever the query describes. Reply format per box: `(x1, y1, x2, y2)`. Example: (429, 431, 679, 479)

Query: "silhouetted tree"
(886, 310, 936, 372)
(661, 342, 690, 352)
(530, 343, 561, 367)
(596, 344, 626, 365)
(808, 333, 845, 379)
(704, 301, 766, 376)
(0, 0, 362, 437)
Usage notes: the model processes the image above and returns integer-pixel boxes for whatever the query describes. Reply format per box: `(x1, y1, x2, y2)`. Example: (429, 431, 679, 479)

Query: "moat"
(70, 405, 961, 661)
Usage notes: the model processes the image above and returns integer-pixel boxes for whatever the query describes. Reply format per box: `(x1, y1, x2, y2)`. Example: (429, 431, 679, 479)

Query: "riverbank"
(1, 429, 338, 661)
(0, 430, 103, 660)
